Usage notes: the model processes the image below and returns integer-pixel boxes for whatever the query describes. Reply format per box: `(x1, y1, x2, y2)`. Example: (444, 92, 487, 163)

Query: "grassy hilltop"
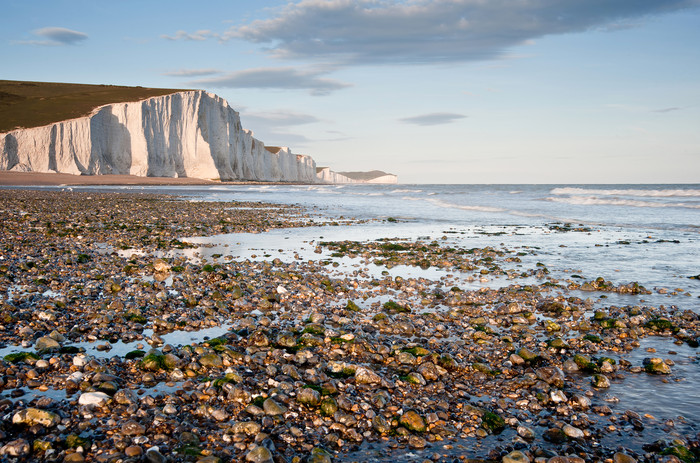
(0, 80, 191, 133)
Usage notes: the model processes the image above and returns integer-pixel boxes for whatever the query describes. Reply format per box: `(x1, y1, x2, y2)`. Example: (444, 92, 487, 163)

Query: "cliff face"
(0, 91, 317, 182)
(316, 167, 397, 184)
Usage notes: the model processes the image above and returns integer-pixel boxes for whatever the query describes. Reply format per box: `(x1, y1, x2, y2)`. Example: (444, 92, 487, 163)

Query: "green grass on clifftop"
(0, 80, 193, 133)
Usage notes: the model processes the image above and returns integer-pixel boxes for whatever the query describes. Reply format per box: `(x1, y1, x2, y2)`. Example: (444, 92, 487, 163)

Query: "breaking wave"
(546, 196, 700, 209)
(551, 187, 700, 198)
(426, 198, 506, 213)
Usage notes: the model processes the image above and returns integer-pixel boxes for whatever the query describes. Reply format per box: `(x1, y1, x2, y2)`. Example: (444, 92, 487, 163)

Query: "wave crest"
(551, 187, 700, 198)
(546, 196, 700, 209)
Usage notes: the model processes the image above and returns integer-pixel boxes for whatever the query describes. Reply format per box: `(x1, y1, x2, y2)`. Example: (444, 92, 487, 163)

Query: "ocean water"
(115, 183, 699, 307)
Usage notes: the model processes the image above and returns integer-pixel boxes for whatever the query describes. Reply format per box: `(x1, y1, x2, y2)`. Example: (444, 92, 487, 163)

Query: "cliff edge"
(0, 88, 316, 182)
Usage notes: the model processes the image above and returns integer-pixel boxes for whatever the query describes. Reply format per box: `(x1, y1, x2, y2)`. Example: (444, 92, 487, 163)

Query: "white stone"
(78, 392, 111, 406)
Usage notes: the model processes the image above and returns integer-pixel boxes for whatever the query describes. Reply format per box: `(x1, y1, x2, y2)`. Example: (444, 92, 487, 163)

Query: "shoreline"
(0, 188, 697, 463)
(0, 171, 319, 186)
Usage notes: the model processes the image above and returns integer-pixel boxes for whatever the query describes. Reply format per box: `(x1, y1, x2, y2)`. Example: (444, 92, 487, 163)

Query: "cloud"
(399, 112, 467, 126)
(652, 106, 683, 113)
(163, 68, 222, 77)
(242, 110, 321, 127)
(189, 67, 352, 96)
(17, 27, 88, 46)
(218, 0, 699, 65)
(161, 30, 213, 41)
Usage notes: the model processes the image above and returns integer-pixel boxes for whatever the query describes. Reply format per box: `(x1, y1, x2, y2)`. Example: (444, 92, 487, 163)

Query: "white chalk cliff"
(0, 90, 317, 182)
(316, 167, 397, 184)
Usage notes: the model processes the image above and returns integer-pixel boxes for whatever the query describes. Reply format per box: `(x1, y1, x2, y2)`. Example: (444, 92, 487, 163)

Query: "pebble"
(78, 392, 111, 406)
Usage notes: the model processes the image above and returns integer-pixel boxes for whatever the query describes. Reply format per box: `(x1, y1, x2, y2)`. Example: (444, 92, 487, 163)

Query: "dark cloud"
(163, 69, 222, 77)
(399, 112, 467, 126)
(219, 0, 699, 65)
(18, 27, 88, 46)
(189, 67, 352, 96)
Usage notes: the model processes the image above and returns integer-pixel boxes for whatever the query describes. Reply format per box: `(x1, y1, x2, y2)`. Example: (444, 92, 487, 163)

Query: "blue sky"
(2, 0, 699, 183)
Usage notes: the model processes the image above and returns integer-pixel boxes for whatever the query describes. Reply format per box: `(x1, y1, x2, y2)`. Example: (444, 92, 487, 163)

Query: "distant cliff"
(0, 90, 316, 182)
(316, 167, 397, 184)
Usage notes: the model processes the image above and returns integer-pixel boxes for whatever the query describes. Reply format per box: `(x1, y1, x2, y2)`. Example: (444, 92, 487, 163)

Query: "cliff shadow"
(142, 98, 183, 178)
(1, 134, 19, 170)
(89, 108, 132, 175)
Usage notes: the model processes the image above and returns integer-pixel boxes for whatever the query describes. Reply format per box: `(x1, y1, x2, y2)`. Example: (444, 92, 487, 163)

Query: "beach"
(0, 186, 698, 462)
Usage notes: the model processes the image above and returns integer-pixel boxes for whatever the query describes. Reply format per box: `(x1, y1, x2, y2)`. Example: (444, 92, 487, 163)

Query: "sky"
(2, 0, 699, 184)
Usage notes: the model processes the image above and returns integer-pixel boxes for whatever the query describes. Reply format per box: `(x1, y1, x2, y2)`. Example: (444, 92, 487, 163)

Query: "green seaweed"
(4, 352, 40, 363)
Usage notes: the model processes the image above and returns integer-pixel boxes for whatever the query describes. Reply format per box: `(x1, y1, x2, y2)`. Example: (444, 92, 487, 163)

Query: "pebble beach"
(0, 187, 698, 463)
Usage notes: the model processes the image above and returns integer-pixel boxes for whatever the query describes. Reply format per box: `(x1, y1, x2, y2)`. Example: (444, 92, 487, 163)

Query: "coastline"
(0, 171, 318, 186)
(0, 187, 697, 463)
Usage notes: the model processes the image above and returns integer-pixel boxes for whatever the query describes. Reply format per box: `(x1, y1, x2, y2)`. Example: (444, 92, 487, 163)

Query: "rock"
(354, 366, 382, 384)
(548, 337, 570, 349)
(396, 351, 416, 365)
(399, 410, 426, 432)
(64, 452, 86, 462)
(12, 407, 60, 427)
(406, 371, 426, 385)
(543, 427, 567, 443)
(232, 421, 262, 435)
(121, 420, 146, 436)
(297, 387, 321, 406)
(263, 398, 287, 416)
(308, 447, 333, 463)
(613, 452, 637, 463)
(113, 388, 138, 405)
(517, 425, 535, 440)
(246, 445, 273, 463)
(550, 390, 567, 403)
(643, 357, 672, 375)
(591, 374, 610, 388)
(198, 352, 223, 368)
(417, 362, 442, 381)
(481, 411, 506, 434)
(145, 448, 167, 463)
(197, 457, 222, 463)
(536, 366, 565, 388)
(517, 347, 539, 362)
(125, 446, 143, 457)
(78, 391, 111, 406)
(153, 258, 170, 273)
(503, 450, 530, 463)
(562, 424, 584, 439)
(35, 335, 60, 351)
(372, 415, 392, 433)
(0, 439, 30, 457)
(408, 435, 427, 449)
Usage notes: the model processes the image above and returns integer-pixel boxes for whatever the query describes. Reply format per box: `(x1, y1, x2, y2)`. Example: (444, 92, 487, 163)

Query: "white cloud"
(217, 0, 699, 65)
(189, 67, 352, 96)
(163, 68, 222, 77)
(242, 110, 321, 127)
(400, 112, 467, 126)
(161, 30, 213, 41)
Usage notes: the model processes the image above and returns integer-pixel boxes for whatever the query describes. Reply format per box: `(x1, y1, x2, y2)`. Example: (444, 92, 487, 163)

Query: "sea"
(105, 183, 700, 304)
(11, 182, 700, 453)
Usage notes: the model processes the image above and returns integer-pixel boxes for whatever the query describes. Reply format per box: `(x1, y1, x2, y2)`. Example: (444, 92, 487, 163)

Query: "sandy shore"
(0, 171, 310, 186)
